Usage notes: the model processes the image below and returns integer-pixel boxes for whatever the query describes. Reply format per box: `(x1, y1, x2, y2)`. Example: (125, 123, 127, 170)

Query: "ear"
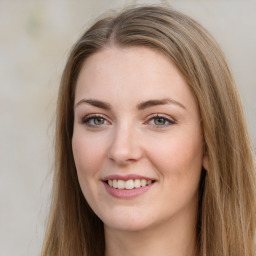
(202, 153, 209, 171)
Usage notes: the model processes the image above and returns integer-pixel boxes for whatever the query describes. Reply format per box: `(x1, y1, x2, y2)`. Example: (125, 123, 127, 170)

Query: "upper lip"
(102, 174, 156, 181)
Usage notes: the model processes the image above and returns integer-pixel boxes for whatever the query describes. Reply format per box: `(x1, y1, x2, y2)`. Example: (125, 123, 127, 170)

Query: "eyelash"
(82, 114, 110, 128)
(81, 114, 175, 128)
(146, 114, 176, 128)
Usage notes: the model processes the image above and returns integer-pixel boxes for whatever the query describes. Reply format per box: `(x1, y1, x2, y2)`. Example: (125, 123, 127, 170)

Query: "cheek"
(148, 130, 203, 180)
(72, 131, 110, 207)
(72, 131, 108, 178)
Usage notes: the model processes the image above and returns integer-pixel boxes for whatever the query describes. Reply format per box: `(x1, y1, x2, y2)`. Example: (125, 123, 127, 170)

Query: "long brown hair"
(42, 6, 256, 256)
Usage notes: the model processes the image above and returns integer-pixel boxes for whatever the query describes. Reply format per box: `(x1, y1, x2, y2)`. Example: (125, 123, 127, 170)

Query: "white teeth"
(125, 179, 134, 189)
(134, 179, 141, 188)
(113, 179, 118, 188)
(117, 180, 125, 189)
(141, 179, 147, 187)
(107, 178, 154, 189)
(108, 180, 113, 187)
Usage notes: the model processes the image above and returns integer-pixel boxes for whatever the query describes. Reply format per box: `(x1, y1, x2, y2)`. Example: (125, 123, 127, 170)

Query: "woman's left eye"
(147, 115, 175, 127)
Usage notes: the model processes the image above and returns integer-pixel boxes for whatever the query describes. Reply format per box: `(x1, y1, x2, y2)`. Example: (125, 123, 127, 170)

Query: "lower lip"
(103, 182, 155, 199)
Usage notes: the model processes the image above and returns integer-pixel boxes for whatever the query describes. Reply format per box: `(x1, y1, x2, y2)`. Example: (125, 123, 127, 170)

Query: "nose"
(108, 124, 143, 165)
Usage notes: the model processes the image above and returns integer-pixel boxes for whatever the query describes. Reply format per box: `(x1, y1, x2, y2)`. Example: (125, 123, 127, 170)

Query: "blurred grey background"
(0, 0, 255, 255)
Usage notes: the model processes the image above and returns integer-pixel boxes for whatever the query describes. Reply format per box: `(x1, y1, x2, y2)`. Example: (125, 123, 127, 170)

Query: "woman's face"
(72, 46, 207, 232)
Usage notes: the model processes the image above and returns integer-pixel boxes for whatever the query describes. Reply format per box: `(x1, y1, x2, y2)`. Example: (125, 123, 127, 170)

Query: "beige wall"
(0, 0, 255, 255)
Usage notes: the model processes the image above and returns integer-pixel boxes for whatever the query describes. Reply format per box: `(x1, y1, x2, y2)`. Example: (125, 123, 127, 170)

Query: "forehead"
(75, 46, 197, 111)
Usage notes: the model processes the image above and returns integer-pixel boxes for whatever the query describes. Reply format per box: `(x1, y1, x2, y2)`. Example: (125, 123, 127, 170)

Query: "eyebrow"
(75, 98, 186, 110)
(75, 99, 111, 110)
(137, 98, 186, 110)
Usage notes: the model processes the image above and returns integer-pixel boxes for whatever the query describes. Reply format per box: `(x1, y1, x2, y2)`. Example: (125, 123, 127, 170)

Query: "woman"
(42, 6, 256, 256)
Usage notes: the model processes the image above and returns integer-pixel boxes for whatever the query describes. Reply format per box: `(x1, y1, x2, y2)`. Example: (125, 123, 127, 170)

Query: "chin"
(99, 207, 159, 232)
(104, 218, 152, 232)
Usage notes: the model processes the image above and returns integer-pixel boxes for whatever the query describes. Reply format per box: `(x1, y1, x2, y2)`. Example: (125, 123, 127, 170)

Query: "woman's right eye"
(82, 115, 109, 127)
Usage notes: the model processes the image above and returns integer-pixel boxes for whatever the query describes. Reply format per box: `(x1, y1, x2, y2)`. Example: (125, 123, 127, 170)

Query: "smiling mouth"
(106, 179, 155, 190)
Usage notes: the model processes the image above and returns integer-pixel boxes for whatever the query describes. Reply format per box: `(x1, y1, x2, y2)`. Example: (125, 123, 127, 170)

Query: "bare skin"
(104, 199, 198, 256)
(72, 46, 207, 256)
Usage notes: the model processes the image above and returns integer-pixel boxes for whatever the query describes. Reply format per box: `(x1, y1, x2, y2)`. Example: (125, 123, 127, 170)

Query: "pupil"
(155, 118, 165, 125)
(95, 117, 104, 125)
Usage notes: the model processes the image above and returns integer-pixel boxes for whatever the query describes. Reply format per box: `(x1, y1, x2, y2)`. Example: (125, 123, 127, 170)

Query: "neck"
(104, 208, 199, 256)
